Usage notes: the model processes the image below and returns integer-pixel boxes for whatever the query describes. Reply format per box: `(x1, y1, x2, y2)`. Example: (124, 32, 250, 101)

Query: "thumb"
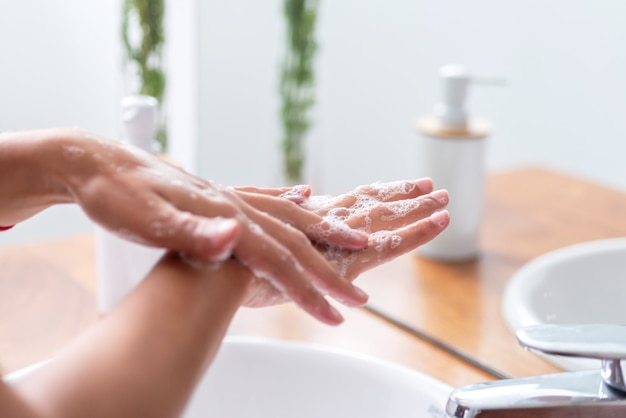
(172, 214, 241, 261)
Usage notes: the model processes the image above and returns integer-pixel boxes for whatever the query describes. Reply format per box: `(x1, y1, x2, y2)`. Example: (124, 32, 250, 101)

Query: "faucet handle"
(517, 324, 626, 359)
(517, 324, 626, 393)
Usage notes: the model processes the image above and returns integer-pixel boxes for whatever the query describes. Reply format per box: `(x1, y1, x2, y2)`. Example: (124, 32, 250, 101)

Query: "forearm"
(13, 253, 251, 418)
(0, 129, 76, 225)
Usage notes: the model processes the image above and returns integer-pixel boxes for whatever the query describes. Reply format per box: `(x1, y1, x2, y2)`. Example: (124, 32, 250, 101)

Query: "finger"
(151, 184, 363, 319)
(186, 216, 241, 260)
(82, 181, 241, 261)
(235, 185, 292, 195)
(130, 179, 252, 259)
(234, 228, 346, 325)
(141, 206, 242, 261)
(301, 179, 434, 219)
(237, 192, 368, 250)
(388, 210, 450, 254)
(301, 194, 357, 216)
(367, 210, 450, 265)
(339, 210, 450, 280)
(278, 184, 312, 204)
(353, 178, 433, 203)
(237, 210, 369, 307)
(234, 185, 312, 202)
(350, 189, 449, 231)
(242, 277, 289, 308)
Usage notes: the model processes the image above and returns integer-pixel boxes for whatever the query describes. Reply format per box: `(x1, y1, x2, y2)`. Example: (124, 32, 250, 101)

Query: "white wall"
(0, 1, 120, 134)
(0, 1, 121, 245)
(195, 0, 283, 187)
(194, 0, 626, 194)
(3, 1, 626, 245)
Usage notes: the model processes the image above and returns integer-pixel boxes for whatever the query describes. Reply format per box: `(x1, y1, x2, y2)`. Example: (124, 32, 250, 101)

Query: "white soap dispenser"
(416, 64, 498, 261)
(95, 95, 165, 314)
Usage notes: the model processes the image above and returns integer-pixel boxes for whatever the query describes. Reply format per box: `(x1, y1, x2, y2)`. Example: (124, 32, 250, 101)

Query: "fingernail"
(338, 285, 369, 308)
(328, 305, 344, 325)
(201, 217, 238, 237)
(207, 247, 234, 262)
(215, 217, 239, 235)
(291, 184, 311, 197)
(415, 177, 433, 192)
(430, 210, 450, 228)
(181, 252, 225, 270)
(351, 286, 369, 305)
(280, 185, 311, 203)
(430, 189, 449, 205)
(198, 218, 239, 260)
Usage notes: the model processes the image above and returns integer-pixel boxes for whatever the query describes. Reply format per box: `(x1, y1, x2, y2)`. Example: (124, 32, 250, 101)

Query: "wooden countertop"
(2, 167, 625, 388)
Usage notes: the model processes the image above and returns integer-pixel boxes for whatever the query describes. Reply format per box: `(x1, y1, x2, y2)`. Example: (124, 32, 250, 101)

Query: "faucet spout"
(446, 369, 626, 417)
(446, 324, 626, 418)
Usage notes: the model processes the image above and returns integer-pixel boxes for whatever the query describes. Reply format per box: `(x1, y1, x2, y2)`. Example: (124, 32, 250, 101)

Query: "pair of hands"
(64, 129, 449, 324)
(238, 181, 450, 320)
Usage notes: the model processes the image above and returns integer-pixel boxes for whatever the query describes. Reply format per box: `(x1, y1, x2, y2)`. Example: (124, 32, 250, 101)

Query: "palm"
(303, 180, 449, 280)
(243, 179, 449, 308)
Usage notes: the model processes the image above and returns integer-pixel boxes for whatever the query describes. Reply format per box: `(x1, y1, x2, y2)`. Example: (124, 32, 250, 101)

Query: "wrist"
(0, 129, 78, 224)
(36, 128, 99, 202)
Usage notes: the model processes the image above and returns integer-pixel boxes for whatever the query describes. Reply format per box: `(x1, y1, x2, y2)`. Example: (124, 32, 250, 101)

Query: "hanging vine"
(121, 0, 167, 151)
(280, 0, 320, 184)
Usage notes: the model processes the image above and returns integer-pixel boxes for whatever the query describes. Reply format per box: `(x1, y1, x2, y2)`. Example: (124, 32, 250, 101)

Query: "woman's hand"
(52, 129, 371, 324)
(240, 179, 450, 310)
(0, 128, 372, 324)
(307, 179, 449, 279)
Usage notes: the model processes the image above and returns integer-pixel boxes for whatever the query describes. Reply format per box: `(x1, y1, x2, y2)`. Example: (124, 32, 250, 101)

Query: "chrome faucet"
(446, 324, 626, 417)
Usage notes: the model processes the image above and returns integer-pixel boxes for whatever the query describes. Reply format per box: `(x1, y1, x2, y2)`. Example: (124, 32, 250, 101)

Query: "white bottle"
(416, 65, 497, 261)
(95, 95, 165, 313)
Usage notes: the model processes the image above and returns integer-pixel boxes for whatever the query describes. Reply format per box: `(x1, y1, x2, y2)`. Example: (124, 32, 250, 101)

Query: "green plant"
(280, 0, 320, 184)
(121, 0, 167, 151)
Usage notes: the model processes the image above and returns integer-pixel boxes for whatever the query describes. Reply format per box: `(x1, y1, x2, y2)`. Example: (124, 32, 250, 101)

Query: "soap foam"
(279, 185, 310, 202)
(305, 216, 360, 242)
(147, 210, 179, 238)
(299, 180, 421, 278)
(355, 180, 417, 201)
(249, 223, 263, 236)
(372, 232, 403, 253)
(380, 200, 422, 222)
(149, 220, 166, 238)
(180, 252, 225, 270)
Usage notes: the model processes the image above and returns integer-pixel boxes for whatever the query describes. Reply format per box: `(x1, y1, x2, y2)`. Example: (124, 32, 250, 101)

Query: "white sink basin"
(502, 238, 626, 371)
(5, 337, 451, 417)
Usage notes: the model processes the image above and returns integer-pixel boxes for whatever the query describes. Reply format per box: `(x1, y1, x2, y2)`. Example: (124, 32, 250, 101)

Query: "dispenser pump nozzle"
(433, 64, 505, 131)
(433, 64, 470, 130)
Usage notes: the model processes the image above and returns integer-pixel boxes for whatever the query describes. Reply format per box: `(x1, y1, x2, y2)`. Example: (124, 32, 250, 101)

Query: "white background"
(2, 0, 626, 245)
